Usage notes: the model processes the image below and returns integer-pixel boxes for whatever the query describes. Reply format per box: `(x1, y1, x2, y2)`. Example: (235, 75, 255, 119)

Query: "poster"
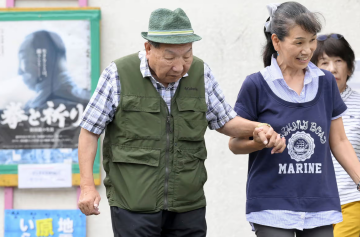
(0, 9, 101, 186)
(348, 59, 360, 92)
(4, 209, 86, 237)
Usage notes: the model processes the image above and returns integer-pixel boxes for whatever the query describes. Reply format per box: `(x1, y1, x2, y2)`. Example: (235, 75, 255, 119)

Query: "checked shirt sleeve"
(204, 63, 237, 130)
(80, 62, 120, 135)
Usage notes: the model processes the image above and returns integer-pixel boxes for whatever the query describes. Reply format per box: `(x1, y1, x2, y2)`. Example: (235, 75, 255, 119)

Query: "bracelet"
(256, 123, 271, 128)
(357, 181, 360, 192)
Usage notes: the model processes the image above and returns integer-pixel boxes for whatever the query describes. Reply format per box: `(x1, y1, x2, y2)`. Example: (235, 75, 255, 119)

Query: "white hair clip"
(265, 3, 281, 33)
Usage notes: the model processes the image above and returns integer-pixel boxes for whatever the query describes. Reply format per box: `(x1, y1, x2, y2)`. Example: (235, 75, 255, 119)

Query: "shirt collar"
(138, 50, 189, 80)
(268, 55, 325, 85)
(341, 85, 353, 101)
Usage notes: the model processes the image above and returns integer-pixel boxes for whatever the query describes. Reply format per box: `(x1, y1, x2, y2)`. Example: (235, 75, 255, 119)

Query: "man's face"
(145, 42, 193, 86)
(18, 50, 39, 91)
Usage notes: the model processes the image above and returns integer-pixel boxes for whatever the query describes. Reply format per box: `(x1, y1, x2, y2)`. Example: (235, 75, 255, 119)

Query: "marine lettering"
(278, 163, 322, 174)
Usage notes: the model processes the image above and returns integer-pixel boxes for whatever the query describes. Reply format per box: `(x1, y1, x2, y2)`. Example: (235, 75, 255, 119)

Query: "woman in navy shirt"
(229, 2, 360, 237)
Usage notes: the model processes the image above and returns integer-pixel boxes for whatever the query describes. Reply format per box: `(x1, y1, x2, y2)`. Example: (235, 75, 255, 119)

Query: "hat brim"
(141, 32, 202, 44)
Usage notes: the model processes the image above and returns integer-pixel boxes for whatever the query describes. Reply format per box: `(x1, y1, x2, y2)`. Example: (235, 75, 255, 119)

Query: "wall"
(0, 0, 359, 236)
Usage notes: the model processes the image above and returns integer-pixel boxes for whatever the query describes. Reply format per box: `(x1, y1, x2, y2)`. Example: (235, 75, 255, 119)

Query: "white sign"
(18, 164, 72, 188)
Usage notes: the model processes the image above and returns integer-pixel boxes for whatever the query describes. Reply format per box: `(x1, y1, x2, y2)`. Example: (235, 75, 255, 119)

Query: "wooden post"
(4, 187, 14, 209)
(78, 0, 88, 7)
(6, 0, 15, 8)
(5, 0, 15, 210)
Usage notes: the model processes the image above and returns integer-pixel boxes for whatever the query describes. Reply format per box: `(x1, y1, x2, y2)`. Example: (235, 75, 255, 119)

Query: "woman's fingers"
(271, 134, 282, 154)
(273, 137, 287, 154)
(254, 127, 268, 145)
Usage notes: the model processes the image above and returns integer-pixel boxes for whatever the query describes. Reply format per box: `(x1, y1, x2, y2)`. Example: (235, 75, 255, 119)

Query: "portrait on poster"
(0, 20, 91, 164)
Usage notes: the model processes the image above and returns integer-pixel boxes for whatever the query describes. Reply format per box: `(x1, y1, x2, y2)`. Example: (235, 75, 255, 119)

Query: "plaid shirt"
(80, 51, 237, 134)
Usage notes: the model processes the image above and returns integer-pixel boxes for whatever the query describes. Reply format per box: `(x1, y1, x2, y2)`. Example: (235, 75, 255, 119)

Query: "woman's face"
(317, 53, 350, 93)
(274, 25, 317, 70)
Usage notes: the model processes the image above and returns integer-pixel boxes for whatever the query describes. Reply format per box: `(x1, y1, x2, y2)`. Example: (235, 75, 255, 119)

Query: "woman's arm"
(330, 117, 360, 185)
(229, 137, 265, 154)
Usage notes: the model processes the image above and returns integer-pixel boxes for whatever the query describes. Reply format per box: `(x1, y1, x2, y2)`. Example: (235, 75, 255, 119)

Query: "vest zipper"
(164, 115, 171, 210)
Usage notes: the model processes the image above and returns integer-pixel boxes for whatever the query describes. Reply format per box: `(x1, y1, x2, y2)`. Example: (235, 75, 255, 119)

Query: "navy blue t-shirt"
(234, 70, 347, 214)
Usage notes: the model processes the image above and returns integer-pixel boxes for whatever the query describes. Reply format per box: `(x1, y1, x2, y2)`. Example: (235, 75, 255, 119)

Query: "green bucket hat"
(141, 8, 202, 44)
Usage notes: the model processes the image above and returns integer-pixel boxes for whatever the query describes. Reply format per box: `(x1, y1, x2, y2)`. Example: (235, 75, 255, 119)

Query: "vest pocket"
(176, 98, 208, 141)
(110, 146, 160, 211)
(122, 96, 161, 140)
(173, 148, 207, 205)
(177, 118, 208, 141)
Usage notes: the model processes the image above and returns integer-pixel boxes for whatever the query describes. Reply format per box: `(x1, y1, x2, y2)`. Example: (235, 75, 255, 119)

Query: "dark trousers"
(110, 206, 207, 237)
(253, 224, 334, 237)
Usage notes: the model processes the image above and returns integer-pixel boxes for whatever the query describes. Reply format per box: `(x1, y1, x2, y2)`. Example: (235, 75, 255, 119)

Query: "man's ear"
(271, 34, 280, 52)
(145, 41, 151, 60)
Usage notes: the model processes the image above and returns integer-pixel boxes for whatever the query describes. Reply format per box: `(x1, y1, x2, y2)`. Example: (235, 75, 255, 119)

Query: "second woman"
(229, 2, 360, 237)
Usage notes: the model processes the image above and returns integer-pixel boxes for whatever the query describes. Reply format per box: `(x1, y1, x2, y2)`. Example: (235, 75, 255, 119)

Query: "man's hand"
(253, 126, 286, 154)
(78, 128, 100, 215)
(78, 185, 101, 216)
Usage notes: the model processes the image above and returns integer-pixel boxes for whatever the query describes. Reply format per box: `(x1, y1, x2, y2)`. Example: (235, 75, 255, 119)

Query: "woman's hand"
(253, 126, 286, 154)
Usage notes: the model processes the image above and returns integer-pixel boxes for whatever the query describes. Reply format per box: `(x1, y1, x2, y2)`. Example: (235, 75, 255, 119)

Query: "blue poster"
(4, 209, 86, 237)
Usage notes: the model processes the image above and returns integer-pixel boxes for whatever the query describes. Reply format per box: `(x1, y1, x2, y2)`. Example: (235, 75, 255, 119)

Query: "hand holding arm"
(228, 124, 286, 155)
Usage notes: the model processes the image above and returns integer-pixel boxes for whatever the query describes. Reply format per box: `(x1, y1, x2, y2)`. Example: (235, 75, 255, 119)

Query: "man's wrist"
(80, 179, 96, 189)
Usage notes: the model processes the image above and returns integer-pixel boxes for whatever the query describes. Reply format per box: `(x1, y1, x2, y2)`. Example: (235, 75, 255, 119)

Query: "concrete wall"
(0, 0, 359, 236)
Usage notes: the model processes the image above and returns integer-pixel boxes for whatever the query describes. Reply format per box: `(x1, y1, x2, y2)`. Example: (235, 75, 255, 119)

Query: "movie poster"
(0, 19, 91, 165)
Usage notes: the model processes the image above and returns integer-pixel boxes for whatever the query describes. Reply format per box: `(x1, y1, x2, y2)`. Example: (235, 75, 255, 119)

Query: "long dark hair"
(263, 2, 322, 67)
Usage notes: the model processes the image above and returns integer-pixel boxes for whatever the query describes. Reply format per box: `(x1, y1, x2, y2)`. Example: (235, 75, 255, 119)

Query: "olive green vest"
(102, 53, 208, 213)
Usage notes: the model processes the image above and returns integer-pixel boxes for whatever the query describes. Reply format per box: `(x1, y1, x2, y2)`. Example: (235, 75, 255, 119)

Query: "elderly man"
(78, 8, 286, 237)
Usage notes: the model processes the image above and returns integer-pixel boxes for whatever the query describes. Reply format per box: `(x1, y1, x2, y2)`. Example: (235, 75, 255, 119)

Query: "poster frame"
(0, 7, 101, 186)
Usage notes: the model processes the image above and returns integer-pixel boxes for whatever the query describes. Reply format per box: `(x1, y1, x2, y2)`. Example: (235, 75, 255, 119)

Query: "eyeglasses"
(317, 34, 344, 41)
